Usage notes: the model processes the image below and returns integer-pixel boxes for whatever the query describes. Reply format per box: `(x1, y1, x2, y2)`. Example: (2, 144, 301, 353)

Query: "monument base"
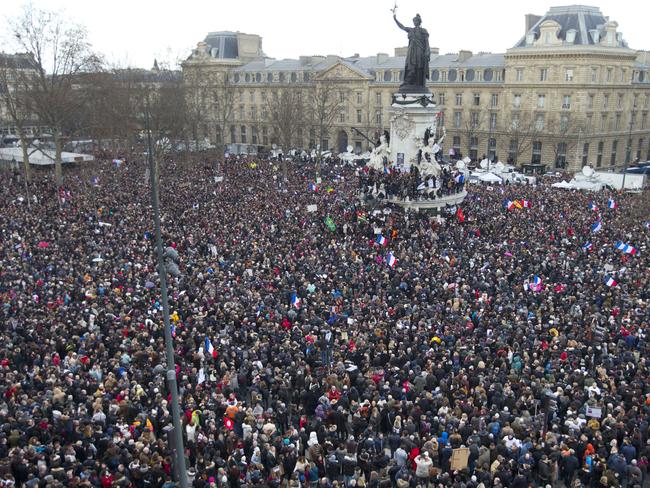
(389, 92, 439, 172)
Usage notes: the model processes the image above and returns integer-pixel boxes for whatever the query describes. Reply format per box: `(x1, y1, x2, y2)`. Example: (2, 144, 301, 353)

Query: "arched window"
(431, 69, 439, 81)
(448, 69, 457, 82)
(483, 69, 493, 82)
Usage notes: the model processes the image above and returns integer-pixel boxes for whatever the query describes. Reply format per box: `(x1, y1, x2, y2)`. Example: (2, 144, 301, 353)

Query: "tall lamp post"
(622, 109, 635, 190)
(145, 104, 189, 488)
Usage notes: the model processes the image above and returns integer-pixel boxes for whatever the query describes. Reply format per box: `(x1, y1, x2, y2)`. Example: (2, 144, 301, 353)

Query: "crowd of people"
(0, 156, 648, 488)
(358, 167, 465, 203)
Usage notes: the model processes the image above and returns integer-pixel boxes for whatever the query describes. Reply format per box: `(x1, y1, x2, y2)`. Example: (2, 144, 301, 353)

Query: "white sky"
(2, 0, 648, 69)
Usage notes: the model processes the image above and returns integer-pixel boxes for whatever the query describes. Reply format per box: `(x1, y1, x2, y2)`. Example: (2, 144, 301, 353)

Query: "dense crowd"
(359, 167, 465, 203)
(0, 156, 648, 488)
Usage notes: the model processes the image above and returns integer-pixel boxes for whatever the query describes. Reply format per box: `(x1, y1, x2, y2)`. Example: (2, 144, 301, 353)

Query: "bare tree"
(211, 71, 235, 159)
(460, 108, 487, 161)
(266, 87, 306, 179)
(0, 54, 37, 182)
(9, 4, 101, 186)
(547, 114, 587, 169)
(308, 82, 345, 176)
(504, 111, 543, 164)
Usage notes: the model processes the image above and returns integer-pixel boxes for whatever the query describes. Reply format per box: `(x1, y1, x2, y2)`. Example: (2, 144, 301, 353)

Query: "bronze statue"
(393, 12, 430, 93)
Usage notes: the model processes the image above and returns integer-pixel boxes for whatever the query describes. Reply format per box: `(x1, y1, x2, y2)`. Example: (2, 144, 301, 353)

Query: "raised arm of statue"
(393, 15, 408, 32)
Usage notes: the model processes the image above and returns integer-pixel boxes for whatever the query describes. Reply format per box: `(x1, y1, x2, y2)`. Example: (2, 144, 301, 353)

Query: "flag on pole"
(308, 183, 318, 192)
(604, 276, 617, 287)
(204, 337, 217, 358)
(291, 293, 301, 309)
(386, 252, 397, 268)
(504, 200, 515, 211)
(591, 221, 602, 233)
(589, 202, 599, 211)
(376, 234, 387, 246)
(520, 200, 532, 208)
(614, 242, 637, 255)
(607, 199, 617, 209)
(582, 242, 593, 251)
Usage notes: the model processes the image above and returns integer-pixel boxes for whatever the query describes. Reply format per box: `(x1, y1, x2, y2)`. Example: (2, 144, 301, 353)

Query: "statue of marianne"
(393, 13, 430, 92)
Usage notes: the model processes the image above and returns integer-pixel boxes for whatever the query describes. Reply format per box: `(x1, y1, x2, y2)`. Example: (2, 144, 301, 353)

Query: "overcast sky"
(2, 0, 648, 69)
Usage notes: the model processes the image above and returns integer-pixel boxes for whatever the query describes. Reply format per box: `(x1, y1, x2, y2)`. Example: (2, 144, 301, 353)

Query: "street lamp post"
(145, 105, 189, 488)
(622, 109, 635, 190)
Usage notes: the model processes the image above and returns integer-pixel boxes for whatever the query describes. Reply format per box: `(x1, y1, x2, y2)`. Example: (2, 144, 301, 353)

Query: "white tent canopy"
(0, 147, 94, 166)
(476, 172, 503, 183)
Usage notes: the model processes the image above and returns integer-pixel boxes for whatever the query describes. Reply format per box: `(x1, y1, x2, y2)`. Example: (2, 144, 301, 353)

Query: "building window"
(562, 95, 571, 110)
(470, 112, 480, 128)
(586, 114, 593, 130)
(617, 94, 624, 109)
(441, 71, 447, 82)
(383, 71, 391, 82)
(250, 91, 256, 103)
(491, 94, 498, 107)
(495, 70, 504, 82)
(452, 136, 461, 153)
(560, 115, 569, 132)
(535, 114, 545, 131)
(646, 94, 649, 108)
(603, 94, 609, 109)
(615, 114, 621, 130)
(454, 111, 462, 128)
(438, 93, 445, 105)
(356, 92, 363, 104)
(488, 137, 497, 160)
(509, 138, 518, 163)
(252, 127, 258, 144)
(537, 95, 545, 108)
(473, 93, 480, 106)
(376, 111, 382, 125)
(582, 142, 590, 165)
(438, 112, 445, 127)
(250, 106, 257, 119)
(642, 112, 648, 130)
(588, 94, 594, 110)
(540, 68, 548, 81)
(637, 138, 644, 160)
(240, 126, 247, 144)
(591, 67, 598, 83)
(230, 125, 236, 143)
(556, 142, 567, 168)
(532, 141, 542, 164)
(597, 141, 604, 167)
(511, 113, 520, 130)
(631, 112, 636, 129)
(262, 127, 268, 145)
(470, 136, 478, 161)
(516, 68, 523, 81)
(610, 140, 618, 166)
(322, 138, 329, 150)
(489, 113, 497, 130)
(513, 94, 521, 108)
(633, 94, 639, 109)
(455, 93, 463, 106)
(339, 111, 346, 123)
(606, 68, 613, 82)
(565, 69, 574, 82)
(375, 92, 382, 105)
(239, 105, 245, 119)
(356, 109, 362, 123)
(600, 114, 607, 131)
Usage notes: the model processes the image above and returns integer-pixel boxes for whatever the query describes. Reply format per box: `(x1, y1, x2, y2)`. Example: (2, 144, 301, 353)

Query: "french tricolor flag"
(589, 202, 599, 211)
(386, 252, 397, 268)
(376, 234, 387, 246)
(591, 221, 602, 233)
(504, 200, 515, 211)
(291, 293, 301, 309)
(582, 242, 593, 251)
(204, 337, 217, 358)
(308, 183, 318, 192)
(615, 242, 637, 255)
(607, 199, 617, 209)
(604, 276, 617, 287)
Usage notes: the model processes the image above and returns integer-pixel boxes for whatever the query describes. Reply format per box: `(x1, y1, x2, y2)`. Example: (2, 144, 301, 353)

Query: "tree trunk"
(19, 133, 31, 183)
(54, 132, 63, 186)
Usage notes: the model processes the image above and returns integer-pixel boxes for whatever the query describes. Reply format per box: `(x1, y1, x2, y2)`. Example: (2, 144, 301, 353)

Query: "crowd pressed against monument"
(0, 4, 650, 488)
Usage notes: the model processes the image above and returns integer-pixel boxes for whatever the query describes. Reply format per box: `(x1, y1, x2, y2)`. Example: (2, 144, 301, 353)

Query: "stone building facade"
(182, 6, 650, 171)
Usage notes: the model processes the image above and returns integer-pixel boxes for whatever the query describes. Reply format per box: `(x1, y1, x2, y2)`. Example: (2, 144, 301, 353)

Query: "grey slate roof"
(513, 5, 626, 48)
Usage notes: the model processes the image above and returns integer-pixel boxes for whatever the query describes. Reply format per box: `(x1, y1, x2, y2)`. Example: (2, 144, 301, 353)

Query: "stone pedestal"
(389, 92, 439, 171)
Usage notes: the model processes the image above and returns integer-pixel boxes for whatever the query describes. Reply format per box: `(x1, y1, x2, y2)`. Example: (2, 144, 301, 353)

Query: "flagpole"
(146, 99, 189, 488)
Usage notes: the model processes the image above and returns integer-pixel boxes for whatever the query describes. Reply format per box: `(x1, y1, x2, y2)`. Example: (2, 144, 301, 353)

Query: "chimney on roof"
(395, 47, 408, 57)
(376, 53, 389, 64)
(430, 47, 439, 55)
(525, 14, 542, 35)
(457, 50, 472, 62)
